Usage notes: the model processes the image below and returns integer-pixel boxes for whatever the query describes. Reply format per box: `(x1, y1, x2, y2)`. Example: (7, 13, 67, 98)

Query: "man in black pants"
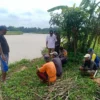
(0, 26, 10, 82)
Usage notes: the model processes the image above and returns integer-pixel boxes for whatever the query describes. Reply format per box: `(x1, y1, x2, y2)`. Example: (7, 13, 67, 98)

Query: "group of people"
(0, 26, 99, 84)
(36, 30, 68, 85)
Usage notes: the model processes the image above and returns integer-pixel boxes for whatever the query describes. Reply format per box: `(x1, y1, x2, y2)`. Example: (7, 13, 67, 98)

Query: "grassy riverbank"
(7, 31, 23, 35)
(0, 57, 100, 100)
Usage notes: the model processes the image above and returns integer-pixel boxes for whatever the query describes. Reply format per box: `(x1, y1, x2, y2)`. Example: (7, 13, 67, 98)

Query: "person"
(79, 54, 97, 78)
(0, 26, 9, 82)
(54, 31, 60, 54)
(50, 51, 62, 77)
(46, 30, 57, 55)
(36, 55, 56, 85)
(59, 47, 68, 65)
(88, 48, 100, 68)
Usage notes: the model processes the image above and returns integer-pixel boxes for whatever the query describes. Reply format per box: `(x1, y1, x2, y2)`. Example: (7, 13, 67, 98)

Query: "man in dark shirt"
(0, 26, 9, 82)
(50, 51, 62, 77)
(79, 54, 97, 78)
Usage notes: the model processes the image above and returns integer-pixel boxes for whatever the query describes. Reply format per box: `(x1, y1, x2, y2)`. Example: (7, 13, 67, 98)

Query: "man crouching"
(79, 54, 97, 79)
(36, 55, 57, 85)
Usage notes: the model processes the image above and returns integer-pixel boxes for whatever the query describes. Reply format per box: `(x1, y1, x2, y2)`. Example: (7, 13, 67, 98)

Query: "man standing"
(46, 30, 57, 55)
(54, 31, 60, 54)
(0, 26, 9, 82)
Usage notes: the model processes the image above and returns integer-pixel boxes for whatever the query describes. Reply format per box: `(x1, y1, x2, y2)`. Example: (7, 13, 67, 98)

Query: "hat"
(88, 48, 93, 52)
(50, 51, 58, 56)
(0, 26, 7, 31)
(44, 54, 50, 59)
(84, 54, 90, 58)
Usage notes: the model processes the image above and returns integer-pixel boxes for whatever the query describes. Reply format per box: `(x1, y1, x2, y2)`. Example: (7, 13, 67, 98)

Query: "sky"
(0, 0, 99, 28)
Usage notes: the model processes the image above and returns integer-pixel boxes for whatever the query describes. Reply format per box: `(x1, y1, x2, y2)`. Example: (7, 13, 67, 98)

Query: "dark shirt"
(52, 57, 62, 77)
(0, 35, 9, 54)
(82, 60, 97, 70)
(55, 35, 60, 47)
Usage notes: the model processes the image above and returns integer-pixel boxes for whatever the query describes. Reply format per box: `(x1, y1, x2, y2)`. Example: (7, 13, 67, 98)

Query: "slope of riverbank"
(0, 57, 100, 100)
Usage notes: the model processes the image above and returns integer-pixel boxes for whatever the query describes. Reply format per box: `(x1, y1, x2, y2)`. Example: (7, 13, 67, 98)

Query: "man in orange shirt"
(36, 55, 56, 85)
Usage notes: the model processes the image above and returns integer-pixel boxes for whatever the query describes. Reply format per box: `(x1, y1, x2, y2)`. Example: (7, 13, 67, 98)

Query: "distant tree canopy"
(48, 0, 100, 55)
(7, 26, 58, 34)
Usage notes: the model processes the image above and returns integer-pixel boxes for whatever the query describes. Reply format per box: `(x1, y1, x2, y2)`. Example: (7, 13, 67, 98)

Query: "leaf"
(47, 5, 68, 12)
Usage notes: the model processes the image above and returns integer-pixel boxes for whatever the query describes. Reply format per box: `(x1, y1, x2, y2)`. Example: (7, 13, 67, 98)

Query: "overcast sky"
(0, 0, 99, 28)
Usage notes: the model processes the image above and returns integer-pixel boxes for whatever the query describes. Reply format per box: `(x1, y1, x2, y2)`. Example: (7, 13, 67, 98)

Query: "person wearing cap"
(36, 54, 56, 85)
(50, 51, 62, 77)
(59, 47, 68, 65)
(46, 30, 57, 55)
(0, 25, 9, 82)
(79, 54, 97, 78)
(88, 48, 100, 68)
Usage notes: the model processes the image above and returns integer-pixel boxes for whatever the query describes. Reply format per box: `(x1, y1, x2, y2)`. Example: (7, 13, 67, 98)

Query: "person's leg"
(37, 71, 48, 83)
(51, 48, 55, 52)
(1, 54, 9, 82)
(87, 70, 95, 79)
(55, 46, 60, 54)
(48, 48, 51, 55)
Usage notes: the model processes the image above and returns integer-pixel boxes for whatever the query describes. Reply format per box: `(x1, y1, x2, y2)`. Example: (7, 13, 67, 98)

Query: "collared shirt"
(46, 34, 57, 48)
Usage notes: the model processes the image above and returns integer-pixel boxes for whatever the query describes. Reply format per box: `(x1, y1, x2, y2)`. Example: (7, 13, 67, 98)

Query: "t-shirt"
(91, 53, 99, 67)
(46, 34, 57, 48)
(82, 60, 97, 70)
(39, 61, 56, 82)
(0, 35, 9, 54)
(92, 53, 96, 61)
(52, 57, 62, 77)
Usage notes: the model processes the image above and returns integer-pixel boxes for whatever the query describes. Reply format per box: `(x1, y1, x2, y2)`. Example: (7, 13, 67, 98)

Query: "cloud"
(0, 8, 8, 15)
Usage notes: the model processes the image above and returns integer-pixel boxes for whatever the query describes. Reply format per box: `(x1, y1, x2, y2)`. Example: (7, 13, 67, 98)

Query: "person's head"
(60, 47, 64, 51)
(44, 54, 50, 62)
(50, 51, 58, 58)
(0, 26, 7, 35)
(49, 30, 53, 36)
(88, 48, 93, 55)
(84, 54, 91, 61)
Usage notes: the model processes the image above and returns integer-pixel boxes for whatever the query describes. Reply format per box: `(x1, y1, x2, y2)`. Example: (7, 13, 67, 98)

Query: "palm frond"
(47, 5, 68, 12)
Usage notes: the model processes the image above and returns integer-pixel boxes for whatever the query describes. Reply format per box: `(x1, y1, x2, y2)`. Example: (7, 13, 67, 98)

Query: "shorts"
(0, 54, 9, 72)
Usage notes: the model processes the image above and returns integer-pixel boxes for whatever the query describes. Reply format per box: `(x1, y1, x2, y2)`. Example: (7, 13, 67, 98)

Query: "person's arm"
(46, 36, 48, 48)
(0, 43, 6, 61)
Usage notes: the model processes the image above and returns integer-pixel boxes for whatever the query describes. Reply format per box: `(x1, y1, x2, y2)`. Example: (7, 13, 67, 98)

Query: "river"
(5, 34, 47, 63)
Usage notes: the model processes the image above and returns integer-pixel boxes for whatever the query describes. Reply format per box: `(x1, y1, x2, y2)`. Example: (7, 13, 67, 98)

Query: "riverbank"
(0, 57, 100, 100)
(7, 31, 23, 35)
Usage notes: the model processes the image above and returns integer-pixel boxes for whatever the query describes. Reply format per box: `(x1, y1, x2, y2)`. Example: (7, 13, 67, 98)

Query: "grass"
(7, 31, 23, 35)
(0, 57, 100, 100)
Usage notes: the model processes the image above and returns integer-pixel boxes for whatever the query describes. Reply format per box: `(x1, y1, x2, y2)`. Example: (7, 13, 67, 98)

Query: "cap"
(50, 51, 58, 56)
(44, 54, 50, 59)
(88, 48, 93, 52)
(0, 26, 7, 31)
(84, 54, 90, 58)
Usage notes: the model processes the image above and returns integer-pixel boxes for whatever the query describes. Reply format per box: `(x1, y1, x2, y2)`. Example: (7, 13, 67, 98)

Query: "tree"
(48, 0, 100, 55)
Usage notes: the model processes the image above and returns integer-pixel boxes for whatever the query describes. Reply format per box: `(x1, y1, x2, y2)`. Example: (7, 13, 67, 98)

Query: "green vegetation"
(0, 54, 100, 100)
(48, 0, 100, 55)
(7, 26, 58, 34)
(7, 31, 23, 35)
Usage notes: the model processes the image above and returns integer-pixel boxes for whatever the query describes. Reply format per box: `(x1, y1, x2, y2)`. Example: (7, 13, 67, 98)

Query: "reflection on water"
(5, 34, 47, 63)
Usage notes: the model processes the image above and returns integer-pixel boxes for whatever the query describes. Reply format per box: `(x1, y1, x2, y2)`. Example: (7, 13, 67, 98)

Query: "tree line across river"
(7, 26, 58, 34)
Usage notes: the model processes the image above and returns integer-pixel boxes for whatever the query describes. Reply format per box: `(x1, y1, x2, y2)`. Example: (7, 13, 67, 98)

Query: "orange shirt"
(39, 62, 56, 82)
